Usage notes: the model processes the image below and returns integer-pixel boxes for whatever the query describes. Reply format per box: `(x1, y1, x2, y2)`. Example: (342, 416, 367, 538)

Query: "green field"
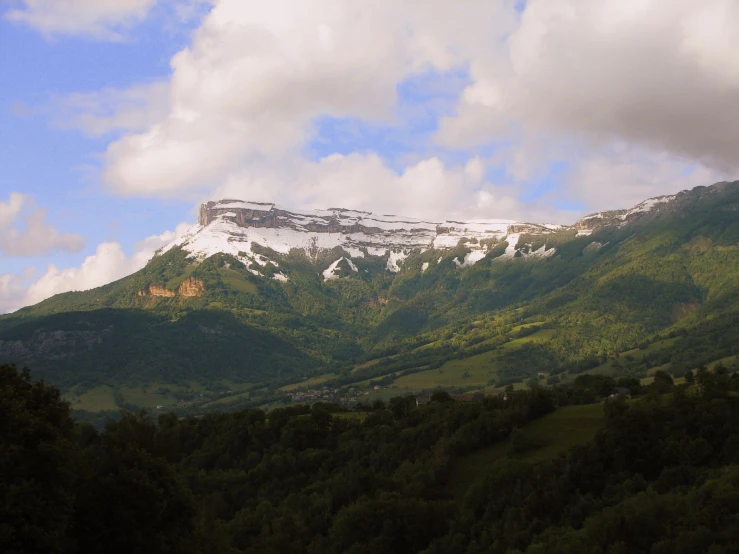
(586, 337, 680, 377)
(500, 328, 556, 351)
(449, 403, 605, 500)
(201, 390, 252, 407)
(391, 330, 557, 393)
(393, 350, 500, 390)
(65, 385, 118, 412)
(218, 268, 258, 294)
(279, 373, 337, 392)
(119, 385, 177, 408)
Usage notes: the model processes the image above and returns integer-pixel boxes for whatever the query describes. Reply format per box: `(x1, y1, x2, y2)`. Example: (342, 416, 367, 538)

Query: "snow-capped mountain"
(157, 189, 698, 281)
(574, 194, 678, 236)
(163, 200, 562, 280)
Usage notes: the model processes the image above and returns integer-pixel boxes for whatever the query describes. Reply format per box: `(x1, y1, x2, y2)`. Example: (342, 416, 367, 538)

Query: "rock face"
(138, 285, 176, 298)
(178, 277, 205, 297)
(138, 278, 205, 298)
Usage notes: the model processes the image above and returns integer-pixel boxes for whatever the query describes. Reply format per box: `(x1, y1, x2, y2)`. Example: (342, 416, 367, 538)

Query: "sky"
(1, 0, 738, 313)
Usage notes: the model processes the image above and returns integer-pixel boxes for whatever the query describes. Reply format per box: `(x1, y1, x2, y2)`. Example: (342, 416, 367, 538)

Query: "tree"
(430, 390, 452, 403)
(0, 365, 77, 554)
(684, 370, 695, 385)
(389, 396, 414, 420)
(73, 412, 196, 554)
(651, 370, 674, 394)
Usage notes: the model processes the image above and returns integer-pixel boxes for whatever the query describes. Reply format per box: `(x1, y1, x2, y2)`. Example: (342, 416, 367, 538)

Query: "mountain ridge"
(1, 180, 738, 411)
(159, 186, 699, 280)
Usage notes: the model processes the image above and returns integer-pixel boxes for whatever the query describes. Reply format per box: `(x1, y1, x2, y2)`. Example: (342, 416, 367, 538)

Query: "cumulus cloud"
(0, 224, 189, 314)
(53, 82, 170, 137)
(0, 273, 27, 315)
(563, 145, 729, 212)
(5, 0, 159, 39)
(99, 0, 514, 197)
(55, 0, 739, 223)
(213, 152, 573, 224)
(0, 193, 25, 227)
(438, 0, 739, 175)
(0, 193, 85, 257)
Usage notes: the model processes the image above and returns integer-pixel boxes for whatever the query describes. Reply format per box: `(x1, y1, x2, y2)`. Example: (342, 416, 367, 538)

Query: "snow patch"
(454, 250, 487, 268)
(322, 257, 358, 280)
(421, 262, 429, 274)
(624, 195, 676, 218)
(527, 245, 556, 258)
(492, 234, 521, 262)
(386, 251, 408, 272)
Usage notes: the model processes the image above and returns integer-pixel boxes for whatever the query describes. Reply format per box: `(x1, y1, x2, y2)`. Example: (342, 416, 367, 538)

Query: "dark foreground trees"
(4, 363, 739, 553)
(1, 364, 196, 554)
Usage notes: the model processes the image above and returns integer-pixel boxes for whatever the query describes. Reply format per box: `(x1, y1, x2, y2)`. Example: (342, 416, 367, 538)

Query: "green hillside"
(2, 181, 739, 409)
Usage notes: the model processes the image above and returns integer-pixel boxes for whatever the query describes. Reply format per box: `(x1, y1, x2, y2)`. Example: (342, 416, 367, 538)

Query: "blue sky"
(0, 7, 196, 278)
(0, 0, 734, 312)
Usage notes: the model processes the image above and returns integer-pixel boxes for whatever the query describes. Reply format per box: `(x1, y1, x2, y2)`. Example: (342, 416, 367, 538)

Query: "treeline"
(4, 363, 739, 553)
(1, 363, 554, 554)
(426, 369, 739, 553)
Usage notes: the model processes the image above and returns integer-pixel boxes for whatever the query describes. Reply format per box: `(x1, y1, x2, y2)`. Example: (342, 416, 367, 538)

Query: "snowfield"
(160, 196, 676, 281)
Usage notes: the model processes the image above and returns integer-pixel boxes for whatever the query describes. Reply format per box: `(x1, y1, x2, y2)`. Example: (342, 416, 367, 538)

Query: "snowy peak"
(163, 183, 733, 282)
(197, 199, 518, 239)
(574, 193, 679, 235)
(164, 200, 559, 280)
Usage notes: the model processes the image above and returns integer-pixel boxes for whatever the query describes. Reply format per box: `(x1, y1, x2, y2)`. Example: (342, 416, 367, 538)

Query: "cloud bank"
(0, 194, 85, 257)
(6, 0, 159, 39)
(0, 224, 189, 314)
(68, 0, 735, 218)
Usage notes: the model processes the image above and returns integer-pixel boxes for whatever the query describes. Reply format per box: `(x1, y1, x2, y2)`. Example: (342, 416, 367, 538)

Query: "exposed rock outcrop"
(138, 285, 176, 298)
(178, 277, 205, 297)
(138, 277, 205, 298)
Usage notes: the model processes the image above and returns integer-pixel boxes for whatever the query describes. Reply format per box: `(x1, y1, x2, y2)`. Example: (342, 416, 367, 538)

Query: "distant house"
(606, 388, 632, 403)
(416, 394, 431, 406)
(453, 392, 484, 403)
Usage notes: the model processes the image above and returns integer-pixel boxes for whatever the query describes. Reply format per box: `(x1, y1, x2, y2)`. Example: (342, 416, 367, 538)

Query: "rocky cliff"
(138, 277, 205, 298)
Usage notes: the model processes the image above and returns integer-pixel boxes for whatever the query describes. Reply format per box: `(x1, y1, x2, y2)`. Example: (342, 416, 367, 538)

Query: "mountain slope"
(2, 181, 738, 397)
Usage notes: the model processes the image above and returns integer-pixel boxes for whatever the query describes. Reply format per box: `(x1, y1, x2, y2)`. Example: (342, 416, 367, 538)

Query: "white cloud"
(0, 193, 85, 257)
(564, 145, 729, 212)
(54, 0, 739, 223)
(214, 152, 570, 223)
(99, 0, 514, 198)
(0, 273, 27, 315)
(0, 224, 189, 314)
(5, 0, 159, 39)
(53, 82, 170, 137)
(0, 193, 24, 227)
(437, 0, 739, 175)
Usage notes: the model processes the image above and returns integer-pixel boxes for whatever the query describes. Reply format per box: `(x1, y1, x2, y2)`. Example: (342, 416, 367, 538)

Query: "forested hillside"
(1, 181, 738, 410)
(4, 364, 739, 553)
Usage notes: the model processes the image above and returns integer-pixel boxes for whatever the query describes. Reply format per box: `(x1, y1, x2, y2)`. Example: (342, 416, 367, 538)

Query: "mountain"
(1, 181, 739, 411)
(175, 199, 561, 274)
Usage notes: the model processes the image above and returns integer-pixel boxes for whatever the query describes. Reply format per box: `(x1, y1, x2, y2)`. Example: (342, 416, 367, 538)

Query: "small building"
(453, 392, 484, 403)
(416, 394, 431, 406)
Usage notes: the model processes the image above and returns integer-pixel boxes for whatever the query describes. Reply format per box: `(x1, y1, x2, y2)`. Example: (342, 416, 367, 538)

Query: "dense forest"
(4, 363, 739, 553)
